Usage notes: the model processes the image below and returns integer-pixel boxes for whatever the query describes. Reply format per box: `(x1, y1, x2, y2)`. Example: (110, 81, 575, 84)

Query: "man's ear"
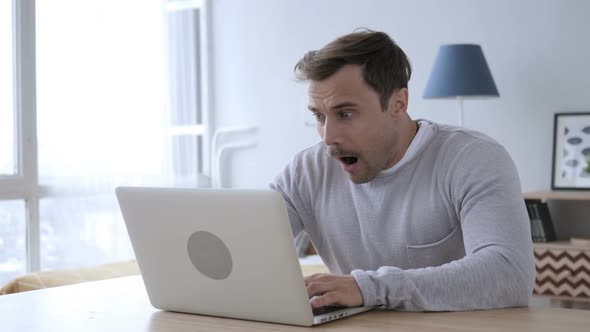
(387, 88, 409, 116)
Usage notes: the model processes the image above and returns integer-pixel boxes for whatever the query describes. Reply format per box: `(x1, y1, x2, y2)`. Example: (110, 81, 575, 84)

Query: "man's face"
(308, 65, 406, 184)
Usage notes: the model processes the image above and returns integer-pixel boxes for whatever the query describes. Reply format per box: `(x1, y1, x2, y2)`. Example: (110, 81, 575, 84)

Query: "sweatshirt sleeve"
(269, 158, 309, 256)
(350, 141, 536, 311)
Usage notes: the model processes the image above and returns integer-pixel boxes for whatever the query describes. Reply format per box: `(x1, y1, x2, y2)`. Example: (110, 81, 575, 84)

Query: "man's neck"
(398, 119, 419, 159)
(384, 118, 419, 170)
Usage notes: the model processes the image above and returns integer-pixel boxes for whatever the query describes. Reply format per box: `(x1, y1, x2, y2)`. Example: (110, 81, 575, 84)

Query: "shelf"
(533, 240, 590, 250)
(523, 190, 590, 201)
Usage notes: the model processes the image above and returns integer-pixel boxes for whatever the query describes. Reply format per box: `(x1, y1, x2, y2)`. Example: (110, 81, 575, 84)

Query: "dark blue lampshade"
(423, 44, 499, 98)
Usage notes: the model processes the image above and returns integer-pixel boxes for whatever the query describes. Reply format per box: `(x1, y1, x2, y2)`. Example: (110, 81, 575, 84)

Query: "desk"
(1, 273, 589, 331)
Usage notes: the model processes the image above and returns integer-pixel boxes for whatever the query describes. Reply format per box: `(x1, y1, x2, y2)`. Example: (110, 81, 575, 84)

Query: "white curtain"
(35, 0, 193, 270)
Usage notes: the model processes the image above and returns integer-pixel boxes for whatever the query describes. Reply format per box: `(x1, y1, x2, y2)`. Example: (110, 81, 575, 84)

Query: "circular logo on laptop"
(187, 231, 233, 280)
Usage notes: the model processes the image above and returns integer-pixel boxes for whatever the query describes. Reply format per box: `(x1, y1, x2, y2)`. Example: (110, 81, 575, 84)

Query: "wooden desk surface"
(0, 269, 589, 331)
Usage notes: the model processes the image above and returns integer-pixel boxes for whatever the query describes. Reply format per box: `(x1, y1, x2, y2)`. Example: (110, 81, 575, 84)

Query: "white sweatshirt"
(271, 120, 535, 311)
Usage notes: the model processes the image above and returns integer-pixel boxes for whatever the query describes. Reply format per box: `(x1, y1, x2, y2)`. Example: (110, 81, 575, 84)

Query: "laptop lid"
(116, 187, 318, 326)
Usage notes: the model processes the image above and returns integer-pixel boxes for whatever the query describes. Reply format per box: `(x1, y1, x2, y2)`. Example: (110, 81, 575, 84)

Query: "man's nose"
(320, 120, 341, 146)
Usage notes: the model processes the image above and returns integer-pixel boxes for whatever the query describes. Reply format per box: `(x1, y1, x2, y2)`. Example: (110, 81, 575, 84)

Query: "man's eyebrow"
(308, 102, 358, 112)
(332, 102, 358, 110)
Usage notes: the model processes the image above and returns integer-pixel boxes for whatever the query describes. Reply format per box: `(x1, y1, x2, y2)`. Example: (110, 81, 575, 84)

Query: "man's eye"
(339, 111, 352, 119)
(313, 113, 325, 121)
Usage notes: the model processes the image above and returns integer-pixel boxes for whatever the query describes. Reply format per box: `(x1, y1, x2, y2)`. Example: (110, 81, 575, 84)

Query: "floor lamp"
(423, 44, 499, 126)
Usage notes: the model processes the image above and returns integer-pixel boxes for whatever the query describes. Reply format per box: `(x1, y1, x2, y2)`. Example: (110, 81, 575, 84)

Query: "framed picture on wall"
(552, 112, 590, 190)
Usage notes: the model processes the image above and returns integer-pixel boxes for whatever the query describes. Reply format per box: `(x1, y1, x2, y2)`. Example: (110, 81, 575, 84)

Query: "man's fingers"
(304, 273, 330, 285)
(306, 275, 364, 308)
(310, 291, 339, 308)
(306, 280, 333, 298)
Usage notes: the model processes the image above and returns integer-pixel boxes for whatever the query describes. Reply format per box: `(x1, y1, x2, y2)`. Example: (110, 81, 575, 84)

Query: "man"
(270, 29, 535, 311)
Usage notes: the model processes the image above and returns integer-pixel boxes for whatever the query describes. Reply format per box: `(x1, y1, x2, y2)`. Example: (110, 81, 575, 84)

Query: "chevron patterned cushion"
(534, 243, 590, 300)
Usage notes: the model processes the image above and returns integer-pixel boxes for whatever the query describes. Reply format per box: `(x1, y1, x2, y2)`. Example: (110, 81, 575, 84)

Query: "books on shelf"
(525, 199, 556, 242)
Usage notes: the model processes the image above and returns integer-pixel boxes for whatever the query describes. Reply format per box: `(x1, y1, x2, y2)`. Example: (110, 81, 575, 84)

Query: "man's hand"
(304, 273, 364, 308)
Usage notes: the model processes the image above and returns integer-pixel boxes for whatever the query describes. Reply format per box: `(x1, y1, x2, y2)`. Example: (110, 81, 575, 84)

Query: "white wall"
(209, 0, 590, 191)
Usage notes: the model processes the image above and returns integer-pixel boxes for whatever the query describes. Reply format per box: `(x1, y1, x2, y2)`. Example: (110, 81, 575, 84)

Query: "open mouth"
(340, 157, 358, 165)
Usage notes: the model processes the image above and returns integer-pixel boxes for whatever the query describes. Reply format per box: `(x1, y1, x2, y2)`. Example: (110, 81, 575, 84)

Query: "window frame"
(166, 0, 213, 181)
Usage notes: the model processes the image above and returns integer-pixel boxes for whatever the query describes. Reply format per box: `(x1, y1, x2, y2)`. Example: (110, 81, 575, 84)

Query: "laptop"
(115, 187, 375, 326)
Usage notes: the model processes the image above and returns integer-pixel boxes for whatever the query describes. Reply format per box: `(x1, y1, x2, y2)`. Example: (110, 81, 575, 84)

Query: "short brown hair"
(295, 29, 412, 110)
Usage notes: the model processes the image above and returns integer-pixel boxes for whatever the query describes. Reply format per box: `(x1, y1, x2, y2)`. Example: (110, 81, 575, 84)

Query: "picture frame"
(551, 112, 590, 190)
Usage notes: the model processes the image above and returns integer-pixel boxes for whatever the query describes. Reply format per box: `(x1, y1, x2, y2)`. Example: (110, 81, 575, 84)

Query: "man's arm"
(269, 159, 310, 255)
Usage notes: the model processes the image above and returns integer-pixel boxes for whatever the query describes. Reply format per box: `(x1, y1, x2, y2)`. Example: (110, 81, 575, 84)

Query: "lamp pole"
(458, 96, 464, 127)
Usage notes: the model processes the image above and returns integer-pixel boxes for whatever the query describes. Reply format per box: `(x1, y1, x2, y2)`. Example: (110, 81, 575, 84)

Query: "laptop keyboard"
(312, 305, 347, 316)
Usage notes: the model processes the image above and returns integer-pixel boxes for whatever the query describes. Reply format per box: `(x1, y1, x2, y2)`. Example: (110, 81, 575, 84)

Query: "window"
(0, 0, 211, 285)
